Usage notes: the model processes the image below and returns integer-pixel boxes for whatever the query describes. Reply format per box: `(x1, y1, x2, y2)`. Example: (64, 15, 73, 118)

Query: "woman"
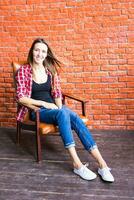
(15, 38, 114, 182)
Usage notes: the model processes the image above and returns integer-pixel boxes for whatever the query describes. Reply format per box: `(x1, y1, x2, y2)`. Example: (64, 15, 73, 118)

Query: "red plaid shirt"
(15, 63, 62, 121)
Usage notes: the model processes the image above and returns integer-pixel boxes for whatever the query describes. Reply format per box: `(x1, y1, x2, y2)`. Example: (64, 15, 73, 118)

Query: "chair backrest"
(12, 61, 27, 75)
(12, 61, 30, 122)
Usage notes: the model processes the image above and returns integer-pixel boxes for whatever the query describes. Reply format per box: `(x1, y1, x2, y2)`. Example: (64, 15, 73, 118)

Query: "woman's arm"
(19, 97, 58, 109)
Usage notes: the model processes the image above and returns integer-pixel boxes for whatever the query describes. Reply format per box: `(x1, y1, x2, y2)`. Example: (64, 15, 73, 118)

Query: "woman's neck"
(32, 63, 48, 84)
(32, 63, 44, 70)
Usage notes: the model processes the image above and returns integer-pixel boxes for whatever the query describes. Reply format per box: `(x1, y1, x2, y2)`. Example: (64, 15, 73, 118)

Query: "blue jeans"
(30, 105, 97, 151)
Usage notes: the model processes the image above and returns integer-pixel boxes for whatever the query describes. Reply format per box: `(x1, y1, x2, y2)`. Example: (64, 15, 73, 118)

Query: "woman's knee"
(56, 108, 69, 120)
(62, 106, 78, 118)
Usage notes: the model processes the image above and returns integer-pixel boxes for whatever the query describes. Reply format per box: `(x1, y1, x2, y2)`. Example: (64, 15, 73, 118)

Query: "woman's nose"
(38, 51, 42, 57)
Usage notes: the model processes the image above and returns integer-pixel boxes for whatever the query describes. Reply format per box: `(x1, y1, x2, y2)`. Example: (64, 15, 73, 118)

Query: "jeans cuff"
(65, 143, 75, 149)
(88, 144, 98, 152)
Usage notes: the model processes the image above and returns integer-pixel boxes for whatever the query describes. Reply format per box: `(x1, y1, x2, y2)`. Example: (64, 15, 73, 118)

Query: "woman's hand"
(42, 102, 58, 109)
(55, 97, 62, 109)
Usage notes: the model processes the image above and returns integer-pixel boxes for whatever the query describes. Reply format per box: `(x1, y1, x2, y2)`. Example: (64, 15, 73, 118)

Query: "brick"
(119, 65, 134, 70)
(91, 83, 108, 89)
(102, 99, 119, 105)
(128, 59, 134, 64)
(75, 84, 91, 89)
(93, 94, 110, 99)
(124, 110, 134, 115)
(101, 77, 118, 83)
(109, 105, 126, 110)
(67, 77, 83, 83)
(109, 83, 126, 88)
(103, 109, 120, 115)
(127, 82, 134, 87)
(101, 65, 118, 71)
(127, 105, 134, 109)
(127, 94, 134, 98)
(119, 77, 134, 82)
(119, 88, 134, 93)
(83, 66, 100, 72)
(94, 115, 110, 120)
(83, 77, 101, 83)
(119, 99, 134, 105)
(109, 59, 127, 65)
(110, 115, 127, 120)
(109, 71, 127, 76)
(128, 70, 134, 76)
(10, 0, 27, 4)
(92, 71, 109, 77)
(127, 115, 134, 120)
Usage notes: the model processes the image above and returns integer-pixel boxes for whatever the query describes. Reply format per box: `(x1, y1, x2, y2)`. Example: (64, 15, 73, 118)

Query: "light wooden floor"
(0, 127, 133, 200)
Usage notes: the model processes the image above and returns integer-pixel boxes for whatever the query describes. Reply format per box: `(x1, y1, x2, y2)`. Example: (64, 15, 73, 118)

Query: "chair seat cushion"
(39, 123, 59, 135)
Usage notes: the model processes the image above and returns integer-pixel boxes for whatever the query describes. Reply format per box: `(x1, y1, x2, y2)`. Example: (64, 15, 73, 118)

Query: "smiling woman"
(15, 38, 114, 182)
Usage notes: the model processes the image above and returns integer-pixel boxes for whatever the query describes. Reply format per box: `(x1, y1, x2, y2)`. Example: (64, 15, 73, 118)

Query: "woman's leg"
(62, 106, 97, 151)
(90, 148, 107, 168)
(68, 146, 97, 180)
(67, 146, 83, 169)
(62, 106, 114, 182)
(56, 106, 114, 181)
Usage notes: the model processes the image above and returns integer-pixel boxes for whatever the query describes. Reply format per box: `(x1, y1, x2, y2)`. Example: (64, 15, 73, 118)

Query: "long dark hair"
(27, 38, 62, 75)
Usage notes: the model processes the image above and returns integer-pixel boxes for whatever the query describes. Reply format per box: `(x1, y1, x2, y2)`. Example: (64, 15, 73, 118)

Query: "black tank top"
(31, 75, 54, 103)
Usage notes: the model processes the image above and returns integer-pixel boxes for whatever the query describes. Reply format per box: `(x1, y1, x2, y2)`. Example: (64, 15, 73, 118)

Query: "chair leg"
(16, 121, 21, 144)
(36, 128, 42, 162)
(35, 110, 42, 162)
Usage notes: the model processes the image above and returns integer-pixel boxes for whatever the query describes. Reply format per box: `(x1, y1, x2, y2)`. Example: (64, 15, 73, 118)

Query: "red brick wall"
(0, 0, 134, 129)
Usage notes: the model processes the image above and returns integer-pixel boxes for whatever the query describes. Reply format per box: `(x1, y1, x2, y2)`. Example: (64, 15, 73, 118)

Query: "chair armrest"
(62, 92, 89, 116)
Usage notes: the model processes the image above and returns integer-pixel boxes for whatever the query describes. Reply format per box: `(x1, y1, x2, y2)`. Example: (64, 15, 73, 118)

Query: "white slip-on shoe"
(74, 164, 97, 181)
(98, 167, 114, 182)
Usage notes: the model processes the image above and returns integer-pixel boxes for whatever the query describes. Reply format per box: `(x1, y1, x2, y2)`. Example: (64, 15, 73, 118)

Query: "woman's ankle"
(99, 160, 108, 169)
(73, 162, 83, 169)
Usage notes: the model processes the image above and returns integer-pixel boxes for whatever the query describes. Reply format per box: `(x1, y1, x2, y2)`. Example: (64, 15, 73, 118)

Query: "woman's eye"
(33, 49, 47, 53)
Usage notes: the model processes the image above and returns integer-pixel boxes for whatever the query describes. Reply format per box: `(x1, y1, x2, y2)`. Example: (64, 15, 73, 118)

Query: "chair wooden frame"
(12, 61, 89, 162)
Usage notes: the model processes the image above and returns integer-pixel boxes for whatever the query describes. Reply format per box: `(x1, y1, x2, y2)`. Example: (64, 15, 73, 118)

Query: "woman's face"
(33, 42, 48, 65)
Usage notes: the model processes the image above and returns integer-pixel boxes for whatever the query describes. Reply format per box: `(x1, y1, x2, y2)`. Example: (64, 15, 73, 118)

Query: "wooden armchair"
(12, 61, 89, 162)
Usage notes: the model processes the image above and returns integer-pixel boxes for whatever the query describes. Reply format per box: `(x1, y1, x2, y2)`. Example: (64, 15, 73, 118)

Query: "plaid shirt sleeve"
(51, 73, 62, 98)
(15, 64, 32, 101)
(15, 64, 32, 122)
